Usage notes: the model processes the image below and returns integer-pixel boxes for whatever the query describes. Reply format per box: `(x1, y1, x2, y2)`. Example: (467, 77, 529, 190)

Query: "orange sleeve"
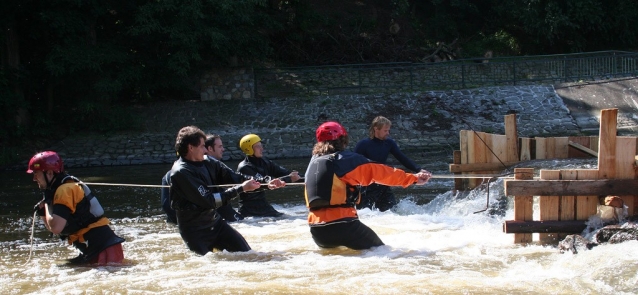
(340, 162, 418, 188)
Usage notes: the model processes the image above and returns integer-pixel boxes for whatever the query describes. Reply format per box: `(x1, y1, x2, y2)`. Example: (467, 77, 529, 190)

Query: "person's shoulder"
(56, 182, 82, 195)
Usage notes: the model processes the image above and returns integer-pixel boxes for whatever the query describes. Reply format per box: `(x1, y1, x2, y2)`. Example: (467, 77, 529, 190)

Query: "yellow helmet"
(239, 134, 261, 156)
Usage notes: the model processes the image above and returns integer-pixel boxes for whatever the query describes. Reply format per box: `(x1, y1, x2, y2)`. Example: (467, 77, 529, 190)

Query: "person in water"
(29, 151, 125, 265)
(169, 126, 285, 254)
(354, 116, 428, 211)
(161, 134, 244, 224)
(304, 121, 431, 250)
(237, 133, 301, 217)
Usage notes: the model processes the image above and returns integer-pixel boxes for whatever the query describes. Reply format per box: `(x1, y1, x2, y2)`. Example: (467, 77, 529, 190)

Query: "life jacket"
(305, 153, 359, 210)
(48, 174, 105, 235)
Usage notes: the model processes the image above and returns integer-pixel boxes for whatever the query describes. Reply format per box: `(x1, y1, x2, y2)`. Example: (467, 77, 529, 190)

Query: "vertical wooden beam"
(505, 114, 519, 162)
(575, 169, 599, 220)
(539, 170, 560, 243)
(560, 170, 576, 221)
(460, 130, 470, 190)
(536, 138, 546, 159)
(513, 168, 534, 244)
(453, 150, 462, 191)
(615, 136, 637, 216)
(520, 138, 531, 161)
(545, 137, 556, 159)
(554, 137, 569, 158)
(598, 109, 618, 179)
(471, 132, 487, 189)
(589, 136, 599, 153)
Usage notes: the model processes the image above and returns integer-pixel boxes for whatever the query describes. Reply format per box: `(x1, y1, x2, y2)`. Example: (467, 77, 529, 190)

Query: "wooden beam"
(568, 141, 598, 157)
(503, 220, 587, 234)
(505, 179, 638, 196)
(449, 162, 518, 173)
(513, 168, 534, 243)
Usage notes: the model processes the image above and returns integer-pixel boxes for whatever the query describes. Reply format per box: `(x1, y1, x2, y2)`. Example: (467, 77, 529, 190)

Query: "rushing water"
(1, 157, 637, 294)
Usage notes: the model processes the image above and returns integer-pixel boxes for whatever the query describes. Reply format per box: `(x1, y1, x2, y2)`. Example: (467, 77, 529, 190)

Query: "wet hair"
(205, 134, 221, 150)
(175, 126, 206, 157)
(312, 135, 349, 156)
(368, 116, 391, 138)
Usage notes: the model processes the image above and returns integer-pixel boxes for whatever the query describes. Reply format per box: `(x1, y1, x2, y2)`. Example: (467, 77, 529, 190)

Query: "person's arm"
(341, 162, 420, 188)
(388, 139, 421, 172)
(171, 166, 246, 209)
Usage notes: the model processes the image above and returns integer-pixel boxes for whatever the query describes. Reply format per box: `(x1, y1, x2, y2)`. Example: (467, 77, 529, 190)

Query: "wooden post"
(520, 138, 531, 161)
(453, 150, 462, 191)
(505, 114, 518, 162)
(539, 170, 560, 243)
(575, 169, 599, 220)
(513, 168, 534, 243)
(598, 108, 618, 179)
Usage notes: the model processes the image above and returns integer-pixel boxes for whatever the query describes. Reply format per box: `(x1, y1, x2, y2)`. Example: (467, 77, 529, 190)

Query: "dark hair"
(312, 135, 349, 156)
(175, 126, 206, 157)
(205, 134, 221, 149)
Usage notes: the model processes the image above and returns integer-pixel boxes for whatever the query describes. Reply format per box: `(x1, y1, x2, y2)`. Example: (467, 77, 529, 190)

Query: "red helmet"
(316, 121, 347, 142)
(27, 151, 64, 174)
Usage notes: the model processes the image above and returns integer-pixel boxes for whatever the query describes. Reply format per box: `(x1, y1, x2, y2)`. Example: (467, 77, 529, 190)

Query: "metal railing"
(254, 51, 638, 98)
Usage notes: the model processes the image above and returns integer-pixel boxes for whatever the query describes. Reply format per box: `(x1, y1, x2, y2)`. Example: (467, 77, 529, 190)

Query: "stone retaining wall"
(40, 84, 580, 169)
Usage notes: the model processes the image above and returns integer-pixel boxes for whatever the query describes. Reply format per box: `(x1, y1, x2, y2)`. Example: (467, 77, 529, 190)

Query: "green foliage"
(1, 0, 638, 167)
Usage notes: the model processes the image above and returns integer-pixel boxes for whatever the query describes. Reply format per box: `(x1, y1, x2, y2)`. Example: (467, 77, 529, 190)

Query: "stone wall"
(42, 84, 580, 169)
(200, 67, 254, 101)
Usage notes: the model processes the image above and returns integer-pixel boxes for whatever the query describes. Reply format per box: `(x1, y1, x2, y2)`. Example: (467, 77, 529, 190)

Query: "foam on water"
(5, 194, 637, 294)
(2, 159, 637, 294)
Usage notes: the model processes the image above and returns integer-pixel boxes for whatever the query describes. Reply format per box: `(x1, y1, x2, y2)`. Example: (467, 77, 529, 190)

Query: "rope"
(77, 174, 528, 189)
(23, 211, 38, 265)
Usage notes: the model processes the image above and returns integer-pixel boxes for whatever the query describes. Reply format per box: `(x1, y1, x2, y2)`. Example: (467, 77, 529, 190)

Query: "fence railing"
(254, 51, 638, 98)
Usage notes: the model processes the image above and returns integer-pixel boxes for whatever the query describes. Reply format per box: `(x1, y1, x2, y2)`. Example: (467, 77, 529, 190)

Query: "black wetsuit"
(354, 137, 421, 211)
(169, 157, 251, 254)
(162, 157, 245, 224)
(237, 156, 294, 217)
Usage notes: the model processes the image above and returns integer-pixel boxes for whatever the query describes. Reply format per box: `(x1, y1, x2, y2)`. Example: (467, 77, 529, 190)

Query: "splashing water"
(1, 159, 637, 294)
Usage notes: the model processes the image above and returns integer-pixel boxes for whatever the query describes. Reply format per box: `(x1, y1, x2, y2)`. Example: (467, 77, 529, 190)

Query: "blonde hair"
(368, 116, 391, 138)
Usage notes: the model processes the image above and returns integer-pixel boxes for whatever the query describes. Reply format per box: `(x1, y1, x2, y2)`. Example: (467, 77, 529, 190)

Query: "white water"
(2, 160, 637, 294)
(3, 192, 638, 294)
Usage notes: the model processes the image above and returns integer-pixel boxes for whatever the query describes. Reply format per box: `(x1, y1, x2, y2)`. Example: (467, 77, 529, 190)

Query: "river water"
(1, 157, 637, 294)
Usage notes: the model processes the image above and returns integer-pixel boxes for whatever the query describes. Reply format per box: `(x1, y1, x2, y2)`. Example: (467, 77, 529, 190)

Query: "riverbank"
(8, 77, 638, 170)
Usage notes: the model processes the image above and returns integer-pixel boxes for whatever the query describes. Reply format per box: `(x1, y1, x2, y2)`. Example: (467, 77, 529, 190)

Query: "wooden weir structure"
(449, 108, 638, 244)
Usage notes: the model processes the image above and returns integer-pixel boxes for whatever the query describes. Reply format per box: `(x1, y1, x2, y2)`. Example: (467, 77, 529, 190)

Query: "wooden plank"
(505, 179, 638, 196)
(489, 134, 507, 164)
(449, 162, 518, 173)
(575, 169, 599, 220)
(590, 136, 599, 153)
(569, 141, 598, 157)
(453, 150, 463, 191)
(504, 220, 587, 234)
(536, 137, 546, 159)
(539, 170, 560, 243)
(598, 109, 618, 179)
(471, 132, 487, 189)
(513, 168, 534, 243)
(615, 136, 637, 216)
(505, 114, 518, 162)
(460, 130, 469, 165)
(459, 130, 470, 190)
(545, 137, 556, 159)
(568, 136, 592, 158)
(560, 170, 576, 221)
(615, 137, 637, 179)
(520, 138, 531, 161)
(554, 137, 569, 159)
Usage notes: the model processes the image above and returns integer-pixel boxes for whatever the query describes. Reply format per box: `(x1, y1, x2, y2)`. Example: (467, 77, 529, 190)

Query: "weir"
(450, 108, 638, 244)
